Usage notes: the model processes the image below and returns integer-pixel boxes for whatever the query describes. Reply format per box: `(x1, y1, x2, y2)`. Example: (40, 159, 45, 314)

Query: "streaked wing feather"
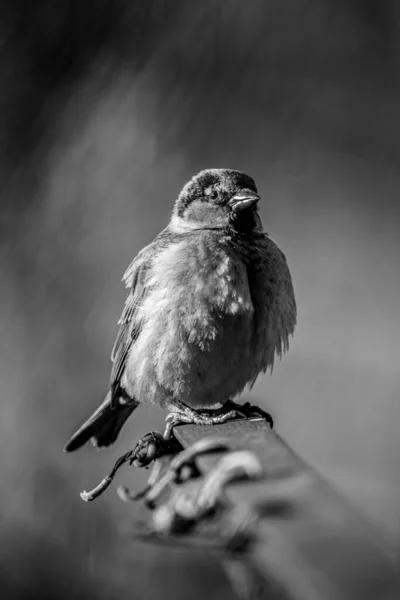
(109, 228, 171, 392)
(110, 260, 150, 390)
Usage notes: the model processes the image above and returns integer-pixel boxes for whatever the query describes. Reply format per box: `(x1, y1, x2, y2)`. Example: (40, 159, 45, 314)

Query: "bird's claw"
(163, 400, 273, 439)
(163, 408, 245, 439)
(234, 401, 274, 428)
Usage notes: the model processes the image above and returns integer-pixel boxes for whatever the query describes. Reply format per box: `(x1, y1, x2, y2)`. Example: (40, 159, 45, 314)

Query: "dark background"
(1, 1, 399, 598)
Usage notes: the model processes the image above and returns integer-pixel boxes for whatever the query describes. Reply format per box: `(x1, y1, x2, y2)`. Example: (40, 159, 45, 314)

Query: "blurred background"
(1, 1, 399, 598)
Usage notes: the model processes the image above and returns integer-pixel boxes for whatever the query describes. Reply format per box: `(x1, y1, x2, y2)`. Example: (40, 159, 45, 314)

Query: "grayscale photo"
(0, 2, 399, 599)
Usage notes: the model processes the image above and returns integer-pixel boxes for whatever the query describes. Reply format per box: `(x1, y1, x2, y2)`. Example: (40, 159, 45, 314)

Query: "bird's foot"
(223, 400, 274, 428)
(163, 400, 273, 439)
(163, 403, 245, 440)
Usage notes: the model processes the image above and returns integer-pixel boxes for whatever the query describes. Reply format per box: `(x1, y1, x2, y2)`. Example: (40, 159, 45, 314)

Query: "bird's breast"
(123, 233, 270, 407)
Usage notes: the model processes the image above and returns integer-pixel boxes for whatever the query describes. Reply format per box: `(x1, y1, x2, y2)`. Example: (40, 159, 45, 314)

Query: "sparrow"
(64, 168, 296, 452)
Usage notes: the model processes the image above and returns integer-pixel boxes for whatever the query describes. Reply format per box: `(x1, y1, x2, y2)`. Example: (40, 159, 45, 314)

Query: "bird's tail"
(64, 391, 138, 452)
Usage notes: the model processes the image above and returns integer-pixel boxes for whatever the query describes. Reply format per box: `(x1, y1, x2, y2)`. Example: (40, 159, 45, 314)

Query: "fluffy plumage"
(64, 168, 296, 452)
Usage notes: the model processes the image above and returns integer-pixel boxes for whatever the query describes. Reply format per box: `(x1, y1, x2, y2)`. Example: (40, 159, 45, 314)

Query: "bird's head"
(171, 169, 262, 233)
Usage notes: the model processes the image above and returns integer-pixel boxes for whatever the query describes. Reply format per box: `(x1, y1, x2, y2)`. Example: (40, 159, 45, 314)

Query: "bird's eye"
(209, 190, 219, 200)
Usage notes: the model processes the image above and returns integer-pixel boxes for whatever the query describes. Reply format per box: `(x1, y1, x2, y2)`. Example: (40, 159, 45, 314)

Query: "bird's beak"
(228, 189, 260, 213)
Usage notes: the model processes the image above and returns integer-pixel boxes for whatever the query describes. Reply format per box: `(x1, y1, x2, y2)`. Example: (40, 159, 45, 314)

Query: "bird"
(64, 168, 296, 453)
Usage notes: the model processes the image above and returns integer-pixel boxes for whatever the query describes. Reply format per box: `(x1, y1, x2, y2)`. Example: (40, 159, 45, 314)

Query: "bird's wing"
(109, 229, 170, 397)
